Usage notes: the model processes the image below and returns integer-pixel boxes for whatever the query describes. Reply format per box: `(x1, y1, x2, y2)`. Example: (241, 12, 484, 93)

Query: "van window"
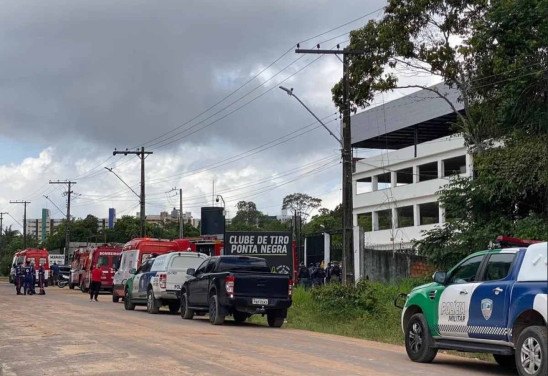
(97, 256, 109, 267)
(170, 256, 205, 270)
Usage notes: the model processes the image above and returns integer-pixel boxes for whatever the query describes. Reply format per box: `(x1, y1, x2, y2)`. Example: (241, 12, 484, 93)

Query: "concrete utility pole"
(294, 47, 360, 284)
(112, 147, 153, 237)
(49, 180, 76, 264)
(9, 201, 30, 248)
(0, 212, 7, 236)
(179, 188, 184, 239)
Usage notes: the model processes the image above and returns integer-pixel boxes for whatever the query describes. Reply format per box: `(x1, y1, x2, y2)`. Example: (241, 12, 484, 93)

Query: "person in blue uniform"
(14, 262, 23, 295)
(38, 264, 46, 295)
(23, 260, 35, 295)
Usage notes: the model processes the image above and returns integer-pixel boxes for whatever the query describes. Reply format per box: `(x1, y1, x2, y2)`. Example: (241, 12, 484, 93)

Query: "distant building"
(143, 210, 199, 228)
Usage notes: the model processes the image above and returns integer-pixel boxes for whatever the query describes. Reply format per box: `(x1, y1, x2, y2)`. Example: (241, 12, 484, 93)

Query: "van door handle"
(493, 287, 503, 295)
(459, 290, 468, 295)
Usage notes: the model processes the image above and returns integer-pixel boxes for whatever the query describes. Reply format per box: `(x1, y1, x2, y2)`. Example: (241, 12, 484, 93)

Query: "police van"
(399, 241, 547, 376)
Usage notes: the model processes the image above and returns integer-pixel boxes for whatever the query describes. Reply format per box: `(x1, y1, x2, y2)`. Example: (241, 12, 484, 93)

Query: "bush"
(310, 281, 379, 315)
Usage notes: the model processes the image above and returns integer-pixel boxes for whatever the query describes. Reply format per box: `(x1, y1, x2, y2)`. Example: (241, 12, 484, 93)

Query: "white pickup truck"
(124, 252, 208, 314)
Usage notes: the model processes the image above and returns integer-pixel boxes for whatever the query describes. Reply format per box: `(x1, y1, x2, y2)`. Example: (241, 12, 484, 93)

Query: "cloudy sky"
(0, 0, 392, 231)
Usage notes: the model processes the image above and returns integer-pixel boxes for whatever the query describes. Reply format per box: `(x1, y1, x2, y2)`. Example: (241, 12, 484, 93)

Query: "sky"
(0, 0, 397, 231)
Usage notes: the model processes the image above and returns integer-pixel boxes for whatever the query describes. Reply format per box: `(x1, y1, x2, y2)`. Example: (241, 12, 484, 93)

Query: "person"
(14, 263, 23, 295)
(325, 262, 332, 283)
(89, 265, 102, 302)
(23, 260, 35, 295)
(51, 262, 60, 285)
(315, 263, 326, 286)
(37, 263, 46, 295)
(297, 262, 310, 288)
(330, 262, 342, 283)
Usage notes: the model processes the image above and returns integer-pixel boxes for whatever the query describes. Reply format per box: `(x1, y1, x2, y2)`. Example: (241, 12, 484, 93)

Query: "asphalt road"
(0, 282, 515, 376)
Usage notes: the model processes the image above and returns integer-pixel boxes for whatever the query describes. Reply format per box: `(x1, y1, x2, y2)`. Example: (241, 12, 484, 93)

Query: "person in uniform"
(23, 260, 35, 295)
(297, 262, 311, 288)
(14, 262, 23, 295)
(38, 263, 46, 295)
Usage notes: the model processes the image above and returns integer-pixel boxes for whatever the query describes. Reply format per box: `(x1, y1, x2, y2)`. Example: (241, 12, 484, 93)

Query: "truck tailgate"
(233, 273, 289, 299)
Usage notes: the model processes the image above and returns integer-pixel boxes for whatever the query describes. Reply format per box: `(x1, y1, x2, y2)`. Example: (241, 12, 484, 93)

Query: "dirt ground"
(0, 282, 514, 376)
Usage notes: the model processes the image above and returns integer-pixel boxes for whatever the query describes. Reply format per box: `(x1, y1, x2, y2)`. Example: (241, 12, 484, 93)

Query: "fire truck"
(69, 247, 90, 290)
(176, 235, 224, 256)
(78, 244, 123, 293)
(10, 248, 50, 286)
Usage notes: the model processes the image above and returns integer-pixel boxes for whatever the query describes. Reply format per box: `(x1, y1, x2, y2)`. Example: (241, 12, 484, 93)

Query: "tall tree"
(282, 193, 322, 221)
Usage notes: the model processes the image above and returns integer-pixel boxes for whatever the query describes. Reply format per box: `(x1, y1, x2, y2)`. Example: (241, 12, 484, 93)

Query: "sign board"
(224, 232, 293, 275)
(48, 254, 65, 266)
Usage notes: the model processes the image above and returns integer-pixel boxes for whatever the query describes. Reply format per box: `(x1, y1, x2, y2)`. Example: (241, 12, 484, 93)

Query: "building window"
(418, 162, 438, 181)
(356, 177, 372, 194)
(397, 206, 414, 228)
(419, 202, 439, 225)
(376, 172, 391, 190)
(357, 213, 372, 231)
(443, 155, 466, 177)
(377, 209, 392, 230)
(396, 167, 413, 186)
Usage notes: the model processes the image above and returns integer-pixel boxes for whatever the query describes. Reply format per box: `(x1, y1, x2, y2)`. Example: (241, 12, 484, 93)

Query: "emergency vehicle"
(78, 244, 123, 293)
(175, 236, 223, 256)
(10, 248, 50, 286)
(69, 247, 90, 289)
(399, 241, 547, 376)
(112, 238, 183, 303)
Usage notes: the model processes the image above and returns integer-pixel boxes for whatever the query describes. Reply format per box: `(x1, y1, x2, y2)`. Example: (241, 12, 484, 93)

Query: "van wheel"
(146, 289, 160, 314)
(516, 325, 546, 376)
(180, 292, 194, 319)
(112, 293, 120, 303)
(405, 313, 438, 363)
(124, 289, 135, 311)
(208, 294, 225, 325)
(267, 311, 284, 328)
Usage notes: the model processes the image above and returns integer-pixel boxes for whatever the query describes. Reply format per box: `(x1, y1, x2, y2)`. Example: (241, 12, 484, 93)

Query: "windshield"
(170, 256, 204, 270)
(218, 258, 269, 273)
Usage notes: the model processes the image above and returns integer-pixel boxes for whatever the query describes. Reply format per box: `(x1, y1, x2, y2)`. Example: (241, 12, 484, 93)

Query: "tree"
(228, 201, 290, 232)
(282, 193, 322, 221)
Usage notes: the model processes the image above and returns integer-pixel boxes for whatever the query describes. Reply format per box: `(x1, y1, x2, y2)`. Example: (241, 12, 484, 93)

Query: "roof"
(351, 83, 464, 149)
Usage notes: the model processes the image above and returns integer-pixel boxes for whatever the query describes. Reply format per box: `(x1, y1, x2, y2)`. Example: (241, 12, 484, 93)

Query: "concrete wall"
(362, 248, 432, 283)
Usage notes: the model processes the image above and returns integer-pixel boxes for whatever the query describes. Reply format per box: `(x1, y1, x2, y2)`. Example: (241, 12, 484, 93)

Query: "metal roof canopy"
(351, 83, 464, 149)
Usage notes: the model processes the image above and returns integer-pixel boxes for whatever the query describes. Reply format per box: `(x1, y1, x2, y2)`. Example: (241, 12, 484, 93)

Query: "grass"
(250, 279, 493, 362)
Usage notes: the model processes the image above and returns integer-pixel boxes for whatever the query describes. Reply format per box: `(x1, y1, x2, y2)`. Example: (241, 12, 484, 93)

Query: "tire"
(69, 283, 75, 290)
(267, 312, 284, 328)
(124, 289, 135, 311)
(493, 354, 516, 371)
(208, 294, 225, 325)
(515, 325, 547, 376)
(405, 313, 438, 363)
(80, 280, 88, 293)
(180, 292, 194, 319)
(112, 293, 120, 303)
(146, 289, 160, 314)
(233, 311, 248, 323)
(168, 301, 179, 314)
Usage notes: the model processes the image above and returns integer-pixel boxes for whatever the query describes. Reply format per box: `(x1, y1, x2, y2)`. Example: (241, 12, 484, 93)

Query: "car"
(399, 242, 547, 376)
(180, 256, 293, 327)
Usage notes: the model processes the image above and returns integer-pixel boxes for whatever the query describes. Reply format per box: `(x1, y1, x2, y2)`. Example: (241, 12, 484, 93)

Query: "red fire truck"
(10, 248, 50, 285)
(69, 247, 90, 290)
(176, 235, 224, 256)
(79, 244, 123, 293)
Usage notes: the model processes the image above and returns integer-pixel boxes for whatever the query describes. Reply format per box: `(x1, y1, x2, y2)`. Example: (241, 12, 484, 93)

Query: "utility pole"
(9, 201, 30, 248)
(112, 147, 153, 237)
(49, 180, 76, 264)
(0, 212, 7, 236)
(179, 188, 184, 239)
(295, 46, 360, 284)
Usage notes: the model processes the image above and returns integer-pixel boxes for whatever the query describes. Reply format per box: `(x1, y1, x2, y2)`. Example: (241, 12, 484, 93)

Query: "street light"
(215, 195, 226, 245)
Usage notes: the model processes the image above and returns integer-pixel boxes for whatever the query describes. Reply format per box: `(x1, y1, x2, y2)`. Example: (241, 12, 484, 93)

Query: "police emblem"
(481, 298, 493, 320)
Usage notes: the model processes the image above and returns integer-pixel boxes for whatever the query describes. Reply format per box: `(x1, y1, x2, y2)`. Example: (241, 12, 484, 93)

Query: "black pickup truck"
(179, 256, 292, 327)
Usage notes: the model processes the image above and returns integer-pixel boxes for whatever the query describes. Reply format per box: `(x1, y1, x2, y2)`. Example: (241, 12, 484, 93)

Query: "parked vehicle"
(112, 238, 182, 303)
(123, 252, 208, 313)
(57, 273, 70, 288)
(9, 248, 50, 286)
(180, 256, 293, 327)
(398, 241, 547, 376)
(69, 247, 90, 289)
(78, 244, 123, 293)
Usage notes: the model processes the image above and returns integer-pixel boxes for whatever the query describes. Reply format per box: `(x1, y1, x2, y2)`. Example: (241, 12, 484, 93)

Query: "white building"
(351, 83, 470, 277)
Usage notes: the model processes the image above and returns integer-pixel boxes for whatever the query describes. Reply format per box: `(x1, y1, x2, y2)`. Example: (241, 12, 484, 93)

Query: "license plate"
(252, 298, 268, 305)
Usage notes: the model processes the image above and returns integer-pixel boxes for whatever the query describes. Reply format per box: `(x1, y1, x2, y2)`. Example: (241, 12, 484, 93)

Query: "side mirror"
(186, 268, 196, 276)
(129, 268, 137, 275)
(433, 271, 447, 284)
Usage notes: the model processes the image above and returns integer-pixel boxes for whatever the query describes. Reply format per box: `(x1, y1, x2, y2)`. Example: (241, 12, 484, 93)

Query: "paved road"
(0, 282, 514, 376)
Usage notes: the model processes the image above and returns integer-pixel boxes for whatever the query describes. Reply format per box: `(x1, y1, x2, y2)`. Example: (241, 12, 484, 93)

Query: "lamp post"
(215, 195, 226, 244)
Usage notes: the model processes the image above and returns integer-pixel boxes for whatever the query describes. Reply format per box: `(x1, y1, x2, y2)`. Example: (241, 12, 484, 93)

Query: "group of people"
(12, 260, 47, 295)
(297, 261, 342, 287)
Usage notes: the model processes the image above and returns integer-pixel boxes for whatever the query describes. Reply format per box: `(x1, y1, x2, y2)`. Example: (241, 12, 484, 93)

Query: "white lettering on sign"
(259, 245, 287, 254)
(99, 252, 120, 256)
(231, 245, 258, 253)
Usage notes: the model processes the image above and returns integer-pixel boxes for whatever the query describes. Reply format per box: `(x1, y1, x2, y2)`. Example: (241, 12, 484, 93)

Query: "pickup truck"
(399, 242, 547, 376)
(123, 252, 207, 314)
(180, 256, 293, 327)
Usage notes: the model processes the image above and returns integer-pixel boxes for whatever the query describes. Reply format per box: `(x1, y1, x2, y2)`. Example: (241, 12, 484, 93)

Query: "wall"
(362, 248, 431, 283)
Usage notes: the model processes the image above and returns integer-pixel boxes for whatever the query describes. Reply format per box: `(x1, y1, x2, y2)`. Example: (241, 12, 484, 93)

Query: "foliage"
(0, 227, 39, 276)
(310, 280, 379, 315)
(228, 200, 290, 232)
(282, 193, 322, 220)
(303, 204, 342, 236)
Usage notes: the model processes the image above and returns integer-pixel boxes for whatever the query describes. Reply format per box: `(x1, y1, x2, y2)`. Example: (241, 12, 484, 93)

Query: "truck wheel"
(146, 289, 160, 314)
(69, 283, 75, 290)
(267, 312, 284, 328)
(493, 354, 516, 371)
(168, 301, 179, 314)
(180, 292, 194, 319)
(208, 294, 225, 325)
(516, 325, 547, 376)
(405, 313, 438, 363)
(124, 289, 135, 311)
(112, 292, 120, 303)
(233, 311, 248, 323)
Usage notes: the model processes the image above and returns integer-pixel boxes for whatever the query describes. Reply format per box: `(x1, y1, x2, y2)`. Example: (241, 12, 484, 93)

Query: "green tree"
(282, 193, 322, 221)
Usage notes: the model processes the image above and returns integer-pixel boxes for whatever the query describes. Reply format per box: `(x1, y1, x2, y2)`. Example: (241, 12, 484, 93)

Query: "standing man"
(14, 263, 23, 295)
(51, 262, 60, 286)
(38, 263, 46, 295)
(297, 262, 311, 288)
(23, 260, 34, 295)
(89, 266, 102, 302)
